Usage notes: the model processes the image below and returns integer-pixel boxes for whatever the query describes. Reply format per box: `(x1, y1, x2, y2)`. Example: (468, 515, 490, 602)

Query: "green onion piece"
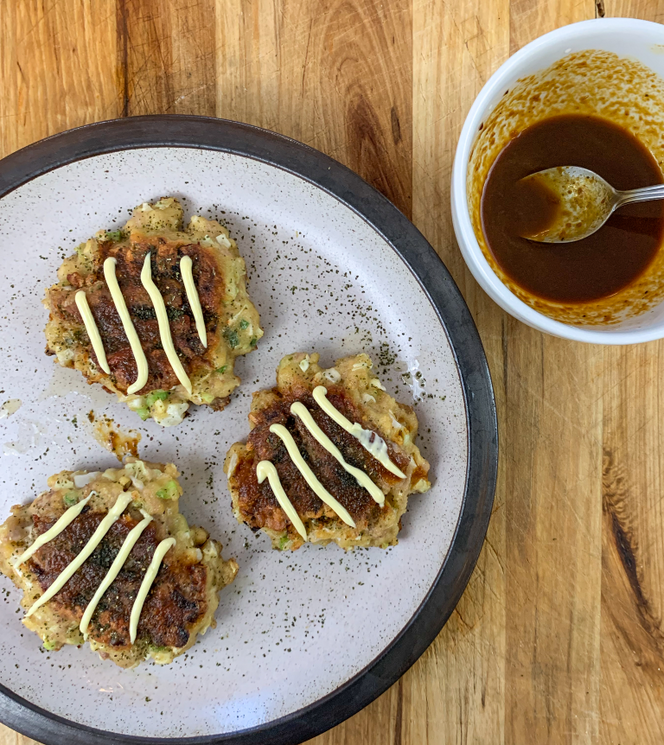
(239, 319, 249, 330)
(63, 492, 78, 507)
(146, 390, 170, 408)
(156, 480, 179, 500)
(225, 329, 239, 348)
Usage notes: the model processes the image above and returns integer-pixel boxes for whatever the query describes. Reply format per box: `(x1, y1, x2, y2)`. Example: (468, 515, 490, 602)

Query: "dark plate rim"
(0, 115, 498, 745)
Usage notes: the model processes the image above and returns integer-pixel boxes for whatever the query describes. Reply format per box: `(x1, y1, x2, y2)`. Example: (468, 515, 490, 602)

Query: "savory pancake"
(44, 198, 262, 426)
(225, 352, 431, 550)
(0, 459, 238, 668)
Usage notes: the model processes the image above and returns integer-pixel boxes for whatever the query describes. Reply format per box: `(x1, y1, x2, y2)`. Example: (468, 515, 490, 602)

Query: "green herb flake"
(249, 337, 258, 348)
(63, 492, 78, 507)
(239, 319, 249, 330)
(278, 534, 289, 550)
(216, 365, 227, 374)
(105, 230, 125, 242)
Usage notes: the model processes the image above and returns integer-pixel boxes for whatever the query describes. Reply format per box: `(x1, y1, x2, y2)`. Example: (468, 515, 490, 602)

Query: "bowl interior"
(457, 20, 664, 342)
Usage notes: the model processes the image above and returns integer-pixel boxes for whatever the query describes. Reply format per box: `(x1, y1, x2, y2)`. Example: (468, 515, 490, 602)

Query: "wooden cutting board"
(1, 1, 663, 743)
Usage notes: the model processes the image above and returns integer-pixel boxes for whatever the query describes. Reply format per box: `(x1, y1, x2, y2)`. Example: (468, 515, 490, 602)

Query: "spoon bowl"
(521, 166, 664, 243)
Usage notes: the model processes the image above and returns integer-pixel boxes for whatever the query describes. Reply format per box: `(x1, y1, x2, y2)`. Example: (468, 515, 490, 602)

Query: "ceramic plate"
(0, 117, 496, 745)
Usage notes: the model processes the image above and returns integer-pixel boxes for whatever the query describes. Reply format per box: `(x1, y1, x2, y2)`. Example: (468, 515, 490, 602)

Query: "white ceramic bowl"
(452, 18, 664, 344)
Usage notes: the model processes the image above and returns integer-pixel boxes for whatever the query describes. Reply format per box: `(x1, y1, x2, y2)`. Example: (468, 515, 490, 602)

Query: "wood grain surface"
(1, 1, 664, 743)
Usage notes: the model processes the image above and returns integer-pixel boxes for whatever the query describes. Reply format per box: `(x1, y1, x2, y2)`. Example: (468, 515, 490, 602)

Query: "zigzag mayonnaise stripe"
(180, 255, 207, 348)
(290, 403, 384, 506)
(103, 257, 149, 395)
(75, 291, 110, 374)
(80, 510, 153, 637)
(268, 423, 357, 526)
(129, 536, 176, 644)
(77, 253, 209, 396)
(256, 461, 307, 541)
(140, 253, 192, 395)
(312, 386, 406, 478)
(26, 491, 134, 618)
(14, 492, 95, 567)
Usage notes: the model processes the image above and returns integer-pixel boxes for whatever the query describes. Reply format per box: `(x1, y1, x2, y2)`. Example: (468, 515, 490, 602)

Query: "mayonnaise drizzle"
(140, 253, 192, 395)
(80, 510, 153, 637)
(290, 403, 384, 506)
(129, 537, 176, 644)
(25, 491, 134, 618)
(268, 424, 357, 526)
(75, 291, 110, 374)
(312, 386, 406, 479)
(103, 257, 149, 395)
(78, 254, 206, 398)
(180, 255, 207, 348)
(256, 461, 307, 541)
(14, 492, 95, 567)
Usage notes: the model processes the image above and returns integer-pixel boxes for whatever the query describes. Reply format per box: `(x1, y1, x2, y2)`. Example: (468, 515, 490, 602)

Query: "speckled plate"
(0, 117, 496, 745)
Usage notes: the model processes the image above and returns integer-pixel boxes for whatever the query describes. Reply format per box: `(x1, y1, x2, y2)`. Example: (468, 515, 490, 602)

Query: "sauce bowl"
(452, 18, 664, 344)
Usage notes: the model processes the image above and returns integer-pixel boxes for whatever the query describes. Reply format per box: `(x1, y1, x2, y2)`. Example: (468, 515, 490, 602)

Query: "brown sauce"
(480, 114, 664, 303)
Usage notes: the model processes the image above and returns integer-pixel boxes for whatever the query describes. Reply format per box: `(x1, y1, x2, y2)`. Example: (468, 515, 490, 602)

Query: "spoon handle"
(616, 183, 664, 208)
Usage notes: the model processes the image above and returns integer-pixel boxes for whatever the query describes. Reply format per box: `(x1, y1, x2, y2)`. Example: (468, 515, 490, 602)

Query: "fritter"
(0, 459, 238, 668)
(44, 198, 262, 426)
(224, 352, 431, 550)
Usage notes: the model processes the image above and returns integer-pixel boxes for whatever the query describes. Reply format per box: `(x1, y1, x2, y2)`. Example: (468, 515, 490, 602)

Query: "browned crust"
(27, 510, 208, 650)
(0, 461, 238, 667)
(234, 387, 410, 533)
(47, 237, 222, 396)
(43, 198, 263, 425)
(225, 352, 431, 551)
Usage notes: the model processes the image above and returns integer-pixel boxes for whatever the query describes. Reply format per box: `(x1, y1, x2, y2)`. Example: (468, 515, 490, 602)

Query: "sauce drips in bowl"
(480, 114, 664, 304)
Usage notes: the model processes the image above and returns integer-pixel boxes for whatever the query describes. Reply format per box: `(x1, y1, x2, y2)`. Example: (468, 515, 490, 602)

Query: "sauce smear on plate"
(481, 114, 664, 303)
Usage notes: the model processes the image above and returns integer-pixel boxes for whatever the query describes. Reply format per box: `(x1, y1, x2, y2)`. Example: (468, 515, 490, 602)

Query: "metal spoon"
(519, 166, 664, 243)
